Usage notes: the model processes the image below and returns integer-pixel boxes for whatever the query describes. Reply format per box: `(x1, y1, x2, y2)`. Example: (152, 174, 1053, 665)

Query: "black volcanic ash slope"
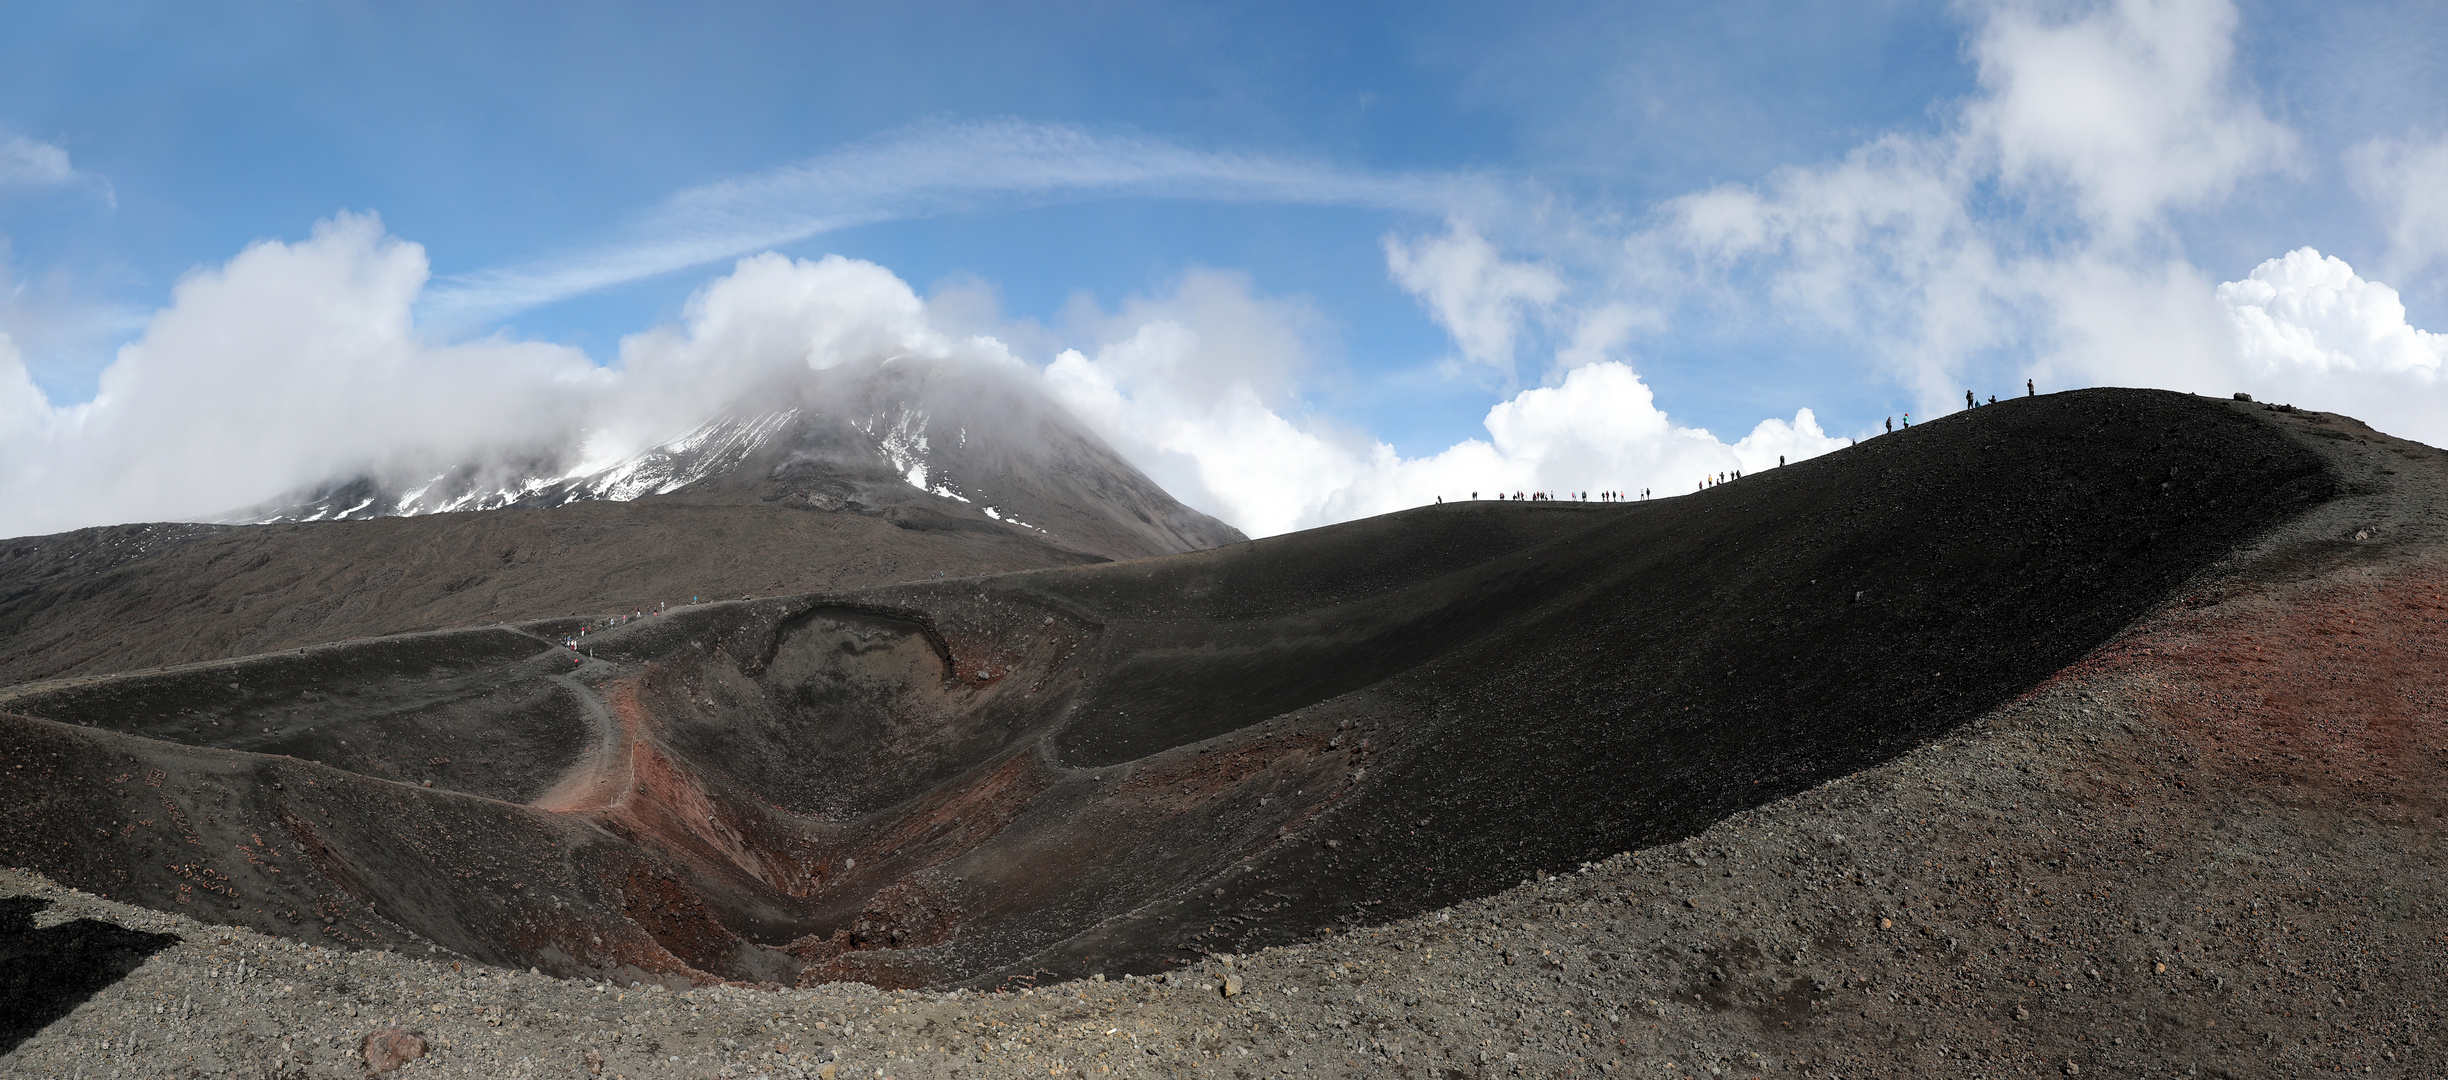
(0, 501, 1112, 687)
(904, 388, 2336, 983)
(0, 389, 2336, 990)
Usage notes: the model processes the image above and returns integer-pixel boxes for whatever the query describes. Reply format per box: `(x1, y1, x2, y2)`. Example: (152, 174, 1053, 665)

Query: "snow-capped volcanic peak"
(220, 357, 1247, 561)
(227, 410, 809, 527)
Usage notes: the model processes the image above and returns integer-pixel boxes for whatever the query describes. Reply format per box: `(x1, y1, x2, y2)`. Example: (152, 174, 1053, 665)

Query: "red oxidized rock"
(360, 1027, 427, 1073)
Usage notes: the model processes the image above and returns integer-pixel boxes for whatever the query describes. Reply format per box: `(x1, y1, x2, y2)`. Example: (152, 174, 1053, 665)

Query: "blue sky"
(3, 2, 1968, 436)
(4, 0, 2446, 536)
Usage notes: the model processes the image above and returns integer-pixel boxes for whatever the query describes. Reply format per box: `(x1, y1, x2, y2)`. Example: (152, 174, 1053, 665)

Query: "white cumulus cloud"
(1038, 270, 1844, 536)
(1965, 0, 2294, 235)
(2205, 249, 2448, 444)
(580, 251, 1022, 470)
(1385, 220, 1566, 378)
(2219, 248, 2445, 378)
(0, 214, 603, 535)
(2034, 247, 2448, 454)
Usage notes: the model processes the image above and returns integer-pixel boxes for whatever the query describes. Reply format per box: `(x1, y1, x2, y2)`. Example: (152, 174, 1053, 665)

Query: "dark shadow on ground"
(0, 897, 181, 1054)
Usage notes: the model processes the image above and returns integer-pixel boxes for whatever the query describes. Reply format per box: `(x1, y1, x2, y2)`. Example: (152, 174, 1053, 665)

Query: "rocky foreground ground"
(6, 663, 2439, 1080)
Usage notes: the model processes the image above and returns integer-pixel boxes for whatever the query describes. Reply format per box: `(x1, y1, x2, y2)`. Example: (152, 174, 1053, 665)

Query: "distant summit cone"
(225, 356, 1244, 562)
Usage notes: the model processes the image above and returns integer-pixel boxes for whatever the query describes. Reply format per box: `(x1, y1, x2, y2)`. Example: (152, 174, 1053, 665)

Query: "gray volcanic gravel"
(6, 670, 2438, 1079)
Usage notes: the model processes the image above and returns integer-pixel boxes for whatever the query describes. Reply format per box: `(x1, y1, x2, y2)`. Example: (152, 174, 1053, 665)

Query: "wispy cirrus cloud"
(421, 119, 1494, 329)
(0, 131, 113, 207)
(0, 133, 75, 193)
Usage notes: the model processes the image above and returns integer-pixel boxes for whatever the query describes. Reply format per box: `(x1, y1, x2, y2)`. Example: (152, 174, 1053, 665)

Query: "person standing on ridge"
(2027, 378, 2035, 397)
(1966, 390, 1975, 409)
(1902, 413, 1910, 427)
(1885, 417, 1893, 434)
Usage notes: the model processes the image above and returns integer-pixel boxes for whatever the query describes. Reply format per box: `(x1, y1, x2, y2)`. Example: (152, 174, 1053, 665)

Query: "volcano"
(221, 356, 1244, 563)
(0, 388, 2375, 993)
(0, 358, 1240, 688)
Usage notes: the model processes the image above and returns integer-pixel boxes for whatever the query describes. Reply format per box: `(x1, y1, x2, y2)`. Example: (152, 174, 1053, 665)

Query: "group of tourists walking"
(1440, 381, 2044, 511)
(1885, 379, 2037, 435)
(1462, 490, 1640, 502)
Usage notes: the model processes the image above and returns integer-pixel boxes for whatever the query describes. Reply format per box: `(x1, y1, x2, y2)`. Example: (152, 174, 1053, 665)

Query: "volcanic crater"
(0, 388, 2373, 994)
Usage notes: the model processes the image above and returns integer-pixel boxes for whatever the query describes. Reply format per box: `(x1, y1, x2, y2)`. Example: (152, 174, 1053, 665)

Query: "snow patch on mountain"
(981, 504, 1046, 533)
(865, 407, 933, 493)
(578, 410, 801, 503)
(236, 410, 804, 525)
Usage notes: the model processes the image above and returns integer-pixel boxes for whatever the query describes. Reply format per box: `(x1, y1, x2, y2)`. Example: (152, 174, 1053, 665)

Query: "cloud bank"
(2214, 246, 2446, 436)
(0, 212, 1846, 540)
(1038, 233, 1840, 537)
(0, 215, 1022, 536)
(0, 216, 603, 535)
